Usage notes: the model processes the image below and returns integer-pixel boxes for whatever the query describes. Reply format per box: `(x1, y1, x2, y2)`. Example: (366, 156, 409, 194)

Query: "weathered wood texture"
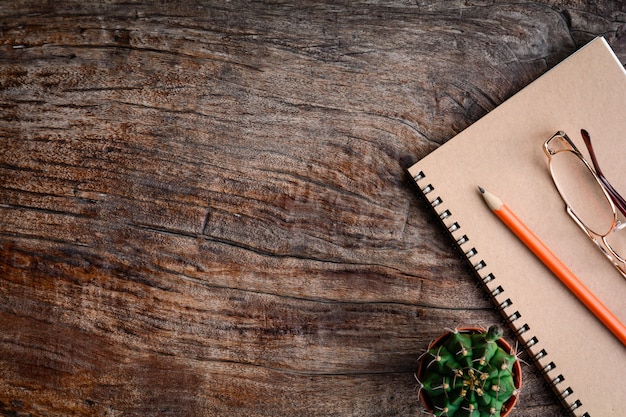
(1, 1, 624, 416)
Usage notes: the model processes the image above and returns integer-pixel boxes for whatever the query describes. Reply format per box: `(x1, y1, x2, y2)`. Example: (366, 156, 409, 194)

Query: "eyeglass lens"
(608, 228, 626, 262)
(550, 150, 614, 235)
(550, 150, 625, 260)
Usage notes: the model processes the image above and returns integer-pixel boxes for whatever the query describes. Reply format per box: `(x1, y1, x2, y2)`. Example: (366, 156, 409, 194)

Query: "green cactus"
(418, 325, 520, 417)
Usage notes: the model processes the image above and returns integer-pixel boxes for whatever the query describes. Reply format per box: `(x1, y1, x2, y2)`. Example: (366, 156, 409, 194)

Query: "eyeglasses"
(543, 130, 626, 279)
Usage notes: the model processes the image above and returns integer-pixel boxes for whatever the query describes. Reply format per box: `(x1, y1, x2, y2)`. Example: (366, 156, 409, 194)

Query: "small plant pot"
(417, 326, 522, 417)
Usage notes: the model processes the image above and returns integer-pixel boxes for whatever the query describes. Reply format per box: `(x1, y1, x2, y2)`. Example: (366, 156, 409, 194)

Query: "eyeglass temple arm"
(581, 129, 626, 217)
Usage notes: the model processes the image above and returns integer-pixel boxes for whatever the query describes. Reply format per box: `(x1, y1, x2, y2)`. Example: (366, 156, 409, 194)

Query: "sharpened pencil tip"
(478, 186, 503, 210)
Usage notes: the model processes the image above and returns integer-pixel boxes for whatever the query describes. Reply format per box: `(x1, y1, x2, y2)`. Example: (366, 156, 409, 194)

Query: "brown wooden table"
(1, 2, 624, 416)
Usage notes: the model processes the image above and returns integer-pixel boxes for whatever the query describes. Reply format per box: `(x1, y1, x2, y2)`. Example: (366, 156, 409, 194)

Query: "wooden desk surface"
(1, 2, 624, 416)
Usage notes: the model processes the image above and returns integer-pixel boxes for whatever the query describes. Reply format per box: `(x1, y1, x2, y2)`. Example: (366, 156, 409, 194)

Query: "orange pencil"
(478, 186, 626, 346)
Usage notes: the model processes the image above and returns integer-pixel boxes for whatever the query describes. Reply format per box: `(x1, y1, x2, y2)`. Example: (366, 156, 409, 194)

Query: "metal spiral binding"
(515, 323, 530, 336)
(413, 170, 582, 415)
(543, 361, 556, 372)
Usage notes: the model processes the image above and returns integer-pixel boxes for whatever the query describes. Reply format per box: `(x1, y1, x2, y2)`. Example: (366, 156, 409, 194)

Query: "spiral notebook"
(408, 37, 625, 417)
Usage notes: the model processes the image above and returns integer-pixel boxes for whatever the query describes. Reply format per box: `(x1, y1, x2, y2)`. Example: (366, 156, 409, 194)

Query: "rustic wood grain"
(1, 1, 624, 416)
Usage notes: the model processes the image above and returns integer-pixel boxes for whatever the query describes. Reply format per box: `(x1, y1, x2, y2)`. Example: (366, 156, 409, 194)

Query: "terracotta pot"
(417, 326, 522, 417)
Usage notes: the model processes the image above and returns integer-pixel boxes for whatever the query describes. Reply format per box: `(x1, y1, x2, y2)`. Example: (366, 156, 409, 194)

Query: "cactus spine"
(418, 325, 520, 417)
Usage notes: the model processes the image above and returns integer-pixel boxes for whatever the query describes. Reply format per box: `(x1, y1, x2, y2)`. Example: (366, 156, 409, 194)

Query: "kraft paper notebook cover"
(408, 37, 625, 417)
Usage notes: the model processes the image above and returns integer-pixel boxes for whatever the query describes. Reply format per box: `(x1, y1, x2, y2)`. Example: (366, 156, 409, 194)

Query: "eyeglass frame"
(543, 130, 626, 279)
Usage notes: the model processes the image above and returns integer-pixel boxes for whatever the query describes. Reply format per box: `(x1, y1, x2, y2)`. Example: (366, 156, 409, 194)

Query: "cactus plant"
(416, 325, 522, 417)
